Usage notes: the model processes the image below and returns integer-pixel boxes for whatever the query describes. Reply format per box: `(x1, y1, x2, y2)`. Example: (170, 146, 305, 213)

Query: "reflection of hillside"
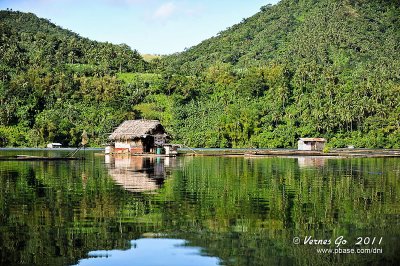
(1, 152, 399, 266)
(106, 156, 177, 192)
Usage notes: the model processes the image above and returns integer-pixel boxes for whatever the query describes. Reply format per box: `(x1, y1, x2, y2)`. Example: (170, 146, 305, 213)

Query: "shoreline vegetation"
(179, 148, 400, 158)
(1, 147, 400, 159)
(1, 0, 399, 149)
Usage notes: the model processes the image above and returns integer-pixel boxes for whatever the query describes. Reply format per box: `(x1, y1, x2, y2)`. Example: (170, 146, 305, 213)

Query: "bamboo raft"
(0, 155, 84, 161)
(178, 148, 400, 158)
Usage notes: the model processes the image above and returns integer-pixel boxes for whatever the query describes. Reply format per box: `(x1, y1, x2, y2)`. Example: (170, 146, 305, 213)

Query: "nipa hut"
(107, 120, 168, 154)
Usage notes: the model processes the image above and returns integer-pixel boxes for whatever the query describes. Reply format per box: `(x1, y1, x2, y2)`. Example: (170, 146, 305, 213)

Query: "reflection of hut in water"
(106, 156, 172, 192)
(297, 157, 326, 168)
(109, 169, 162, 192)
(107, 120, 168, 154)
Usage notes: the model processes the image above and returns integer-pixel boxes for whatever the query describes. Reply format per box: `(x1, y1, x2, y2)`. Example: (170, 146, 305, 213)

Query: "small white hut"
(47, 143, 62, 148)
(298, 138, 327, 151)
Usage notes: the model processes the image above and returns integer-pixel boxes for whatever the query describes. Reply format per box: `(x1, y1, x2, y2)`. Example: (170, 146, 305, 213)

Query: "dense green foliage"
(1, 0, 400, 148)
(159, 0, 400, 148)
(0, 11, 146, 146)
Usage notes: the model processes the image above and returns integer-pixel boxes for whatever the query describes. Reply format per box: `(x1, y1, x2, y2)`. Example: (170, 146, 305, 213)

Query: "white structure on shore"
(298, 138, 326, 151)
(47, 143, 62, 148)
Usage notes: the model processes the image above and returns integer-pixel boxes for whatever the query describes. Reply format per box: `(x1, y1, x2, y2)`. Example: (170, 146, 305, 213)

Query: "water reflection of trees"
(0, 156, 399, 265)
(158, 157, 400, 265)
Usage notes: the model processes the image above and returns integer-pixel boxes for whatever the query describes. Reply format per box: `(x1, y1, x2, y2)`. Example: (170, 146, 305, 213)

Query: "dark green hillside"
(161, 2, 297, 74)
(154, 0, 400, 148)
(0, 10, 148, 147)
(163, 0, 400, 75)
(0, 10, 146, 73)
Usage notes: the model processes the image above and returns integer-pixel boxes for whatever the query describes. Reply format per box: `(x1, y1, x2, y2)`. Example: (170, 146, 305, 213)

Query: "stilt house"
(107, 120, 168, 154)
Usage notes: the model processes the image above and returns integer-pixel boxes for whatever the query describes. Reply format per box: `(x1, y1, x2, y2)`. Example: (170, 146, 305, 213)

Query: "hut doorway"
(142, 136, 154, 153)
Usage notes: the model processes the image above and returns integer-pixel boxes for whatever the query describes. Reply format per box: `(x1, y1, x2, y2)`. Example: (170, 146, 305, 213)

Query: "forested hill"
(154, 0, 400, 148)
(1, 1, 400, 149)
(0, 10, 146, 74)
(162, 0, 400, 75)
(0, 10, 148, 147)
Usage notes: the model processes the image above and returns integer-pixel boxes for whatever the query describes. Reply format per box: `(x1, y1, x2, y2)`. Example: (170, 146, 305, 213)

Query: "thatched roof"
(108, 120, 165, 141)
(299, 138, 327, 142)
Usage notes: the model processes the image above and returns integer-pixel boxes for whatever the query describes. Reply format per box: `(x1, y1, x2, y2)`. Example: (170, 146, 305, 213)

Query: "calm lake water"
(0, 149, 399, 265)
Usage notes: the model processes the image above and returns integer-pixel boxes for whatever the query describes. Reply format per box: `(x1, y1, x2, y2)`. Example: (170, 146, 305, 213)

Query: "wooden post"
(81, 130, 89, 159)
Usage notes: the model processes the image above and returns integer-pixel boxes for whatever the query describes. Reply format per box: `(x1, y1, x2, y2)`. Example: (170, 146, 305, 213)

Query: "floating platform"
(105, 152, 177, 157)
(0, 155, 84, 161)
(177, 148, 400, 158)
(131, 153, 177, 157)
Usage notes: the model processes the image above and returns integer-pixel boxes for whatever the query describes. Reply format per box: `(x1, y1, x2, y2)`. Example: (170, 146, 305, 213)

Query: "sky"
(0, 0, 280, 54)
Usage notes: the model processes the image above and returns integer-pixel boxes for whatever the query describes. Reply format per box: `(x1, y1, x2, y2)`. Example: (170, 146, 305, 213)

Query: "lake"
(0, 149, 399, 265)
